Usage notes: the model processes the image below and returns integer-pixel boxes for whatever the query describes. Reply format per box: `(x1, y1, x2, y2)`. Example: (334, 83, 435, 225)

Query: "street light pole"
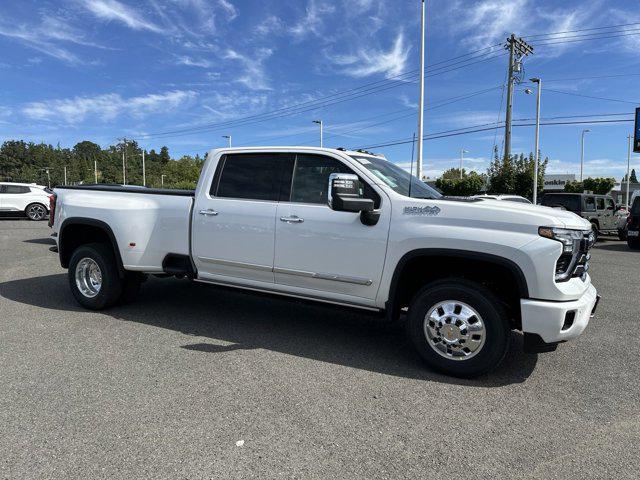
(580, 129, 590, 182)
(531, 77, 541, 204)
(459, 149, 468, 178)
(94, 160, 98, 183)
(223, 135, 232, 148)
(416, 0, 426, 180)
(313, 120, 323, 147)
(122, 139, 127, 185)
(627, 134, 632, 207)
(64, 166, 67, 186)
(161, 174, 166, 188)
(142, 150, 146, 187)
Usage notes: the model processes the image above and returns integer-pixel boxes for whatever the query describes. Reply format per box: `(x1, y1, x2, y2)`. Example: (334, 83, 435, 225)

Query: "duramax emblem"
(403, 205, 441, 216)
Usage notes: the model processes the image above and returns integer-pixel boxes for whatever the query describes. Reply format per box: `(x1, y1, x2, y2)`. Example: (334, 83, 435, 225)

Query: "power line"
(357, 117, 634, 150)
(545, 88, 640, 105)
(526, 21, 640, 39)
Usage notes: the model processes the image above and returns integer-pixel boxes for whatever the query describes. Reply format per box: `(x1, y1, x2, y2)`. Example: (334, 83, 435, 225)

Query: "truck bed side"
(53, 186, 194, 273)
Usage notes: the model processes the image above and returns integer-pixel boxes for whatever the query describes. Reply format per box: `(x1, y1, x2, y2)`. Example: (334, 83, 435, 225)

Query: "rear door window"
(213, 153, 287, 201)
(584, 196, 596, 212)
(596, 197, 605, 210)
(4, 185, 30, 194)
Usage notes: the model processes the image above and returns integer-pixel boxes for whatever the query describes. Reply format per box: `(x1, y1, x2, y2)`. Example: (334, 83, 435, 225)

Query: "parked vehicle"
(49, 147, 599, 377)
(540, 193, 619, 240)
(627, 194, 640, 250)
(472, 194, 532, 204)
(0, 182, 51, 220)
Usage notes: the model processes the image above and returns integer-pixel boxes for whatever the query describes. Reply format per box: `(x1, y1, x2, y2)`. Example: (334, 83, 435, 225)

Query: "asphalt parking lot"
(1, 219, 638, 479)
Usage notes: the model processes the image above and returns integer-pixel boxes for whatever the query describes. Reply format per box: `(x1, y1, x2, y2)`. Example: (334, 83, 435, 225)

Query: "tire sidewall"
(68, 244, 122, 310)
(407, 281, 510, 377)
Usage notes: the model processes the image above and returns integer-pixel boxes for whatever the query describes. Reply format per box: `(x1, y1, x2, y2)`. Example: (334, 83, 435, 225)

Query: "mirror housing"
(328, 173, 374, 213)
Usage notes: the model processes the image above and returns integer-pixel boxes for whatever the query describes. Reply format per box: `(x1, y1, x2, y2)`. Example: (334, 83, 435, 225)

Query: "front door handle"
(199, 209, 219, 216)
(280, 215, 304, 223)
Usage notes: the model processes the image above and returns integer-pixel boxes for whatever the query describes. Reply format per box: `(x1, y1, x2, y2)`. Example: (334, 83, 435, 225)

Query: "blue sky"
(1, 0, 640, 180)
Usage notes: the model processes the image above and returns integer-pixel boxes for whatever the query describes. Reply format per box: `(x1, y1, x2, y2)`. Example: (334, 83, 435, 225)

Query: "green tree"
(487, 148, 547, 199)
(564, 178, 616, 194)
(435, 170, 486, 196)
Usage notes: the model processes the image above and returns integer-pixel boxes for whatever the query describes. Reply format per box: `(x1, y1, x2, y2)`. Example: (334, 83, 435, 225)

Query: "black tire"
(68, 243, 122, 310)
(618, 229, 628, 241)
(590, 222, 599, 243)
(628, 237, 640, 250)
(119, 272, 146, 304)
(406, 279, 510, 378)
(25, 202, 48, 221)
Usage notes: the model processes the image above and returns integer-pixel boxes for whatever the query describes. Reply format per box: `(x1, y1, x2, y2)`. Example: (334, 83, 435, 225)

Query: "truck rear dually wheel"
(68, 243, 122, 310)
(406, 279, 510, 378)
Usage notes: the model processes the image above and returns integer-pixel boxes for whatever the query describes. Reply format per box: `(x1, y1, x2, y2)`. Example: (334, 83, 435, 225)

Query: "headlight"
(538, 227, 583, 253)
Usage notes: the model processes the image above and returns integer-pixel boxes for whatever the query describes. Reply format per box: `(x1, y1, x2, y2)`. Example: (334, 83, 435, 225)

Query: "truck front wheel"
(406, 279, 510, 378)
(68, 243, 123, 310)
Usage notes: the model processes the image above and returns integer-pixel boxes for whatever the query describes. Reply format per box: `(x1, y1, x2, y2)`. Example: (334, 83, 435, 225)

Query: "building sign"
(635, 107, 640, 153)
(543, 174, 575, 190)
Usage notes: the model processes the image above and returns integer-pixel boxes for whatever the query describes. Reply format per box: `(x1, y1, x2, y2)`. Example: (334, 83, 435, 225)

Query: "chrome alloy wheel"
(75, 258, 103, 298)
(423, 300, 486, 361)
(27, 204, 47, 220)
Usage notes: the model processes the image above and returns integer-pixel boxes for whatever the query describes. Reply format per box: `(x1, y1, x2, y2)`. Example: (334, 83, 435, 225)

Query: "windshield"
(350, 155, 442, 199)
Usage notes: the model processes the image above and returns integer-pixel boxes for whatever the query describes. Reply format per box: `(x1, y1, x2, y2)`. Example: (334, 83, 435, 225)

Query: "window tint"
(584, 196, 596, 211)
(215, 154, 283, 201)
(596, 197, 605, 210)
(289, 154, 352, 204)
(4, 185, 30, 194)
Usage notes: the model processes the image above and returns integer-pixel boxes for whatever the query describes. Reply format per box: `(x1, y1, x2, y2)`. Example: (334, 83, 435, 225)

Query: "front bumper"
(520, 284, 599, 349)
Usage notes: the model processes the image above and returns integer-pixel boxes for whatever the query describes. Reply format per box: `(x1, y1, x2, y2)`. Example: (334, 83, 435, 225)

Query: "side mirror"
(328, 173, 374, 213)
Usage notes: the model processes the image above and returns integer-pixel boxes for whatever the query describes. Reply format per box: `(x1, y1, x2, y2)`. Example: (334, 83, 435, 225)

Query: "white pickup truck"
(50, 147, 599, 377)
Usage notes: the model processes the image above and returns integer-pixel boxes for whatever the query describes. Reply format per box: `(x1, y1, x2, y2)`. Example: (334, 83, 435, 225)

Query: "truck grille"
(555, 231, 594, 282)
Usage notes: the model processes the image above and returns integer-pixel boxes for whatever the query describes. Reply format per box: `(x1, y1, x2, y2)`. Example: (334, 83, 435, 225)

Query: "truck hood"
(468, 199, 591, 230)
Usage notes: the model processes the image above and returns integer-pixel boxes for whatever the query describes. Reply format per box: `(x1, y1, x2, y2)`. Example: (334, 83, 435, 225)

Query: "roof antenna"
(409, 132, 416, 198)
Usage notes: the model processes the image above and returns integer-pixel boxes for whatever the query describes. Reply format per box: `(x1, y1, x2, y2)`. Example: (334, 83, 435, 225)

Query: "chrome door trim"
(197, 256, 272, 272)
(274, 267, 372, 286)
(194, 278, 380, 312)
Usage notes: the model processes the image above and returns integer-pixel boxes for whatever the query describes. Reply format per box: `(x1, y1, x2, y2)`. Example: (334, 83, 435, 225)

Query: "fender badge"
(403, 205, 441, 216)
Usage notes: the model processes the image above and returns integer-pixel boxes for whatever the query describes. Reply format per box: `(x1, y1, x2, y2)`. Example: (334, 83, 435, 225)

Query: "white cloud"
(223, 48, 273, 90)
(23, 90, 196, 123)
(82, 0, 162, 32)
(255, 15, 285, 36)
(217, 0, 238, 20)
(330, 32, 410, 78)
(290, 0, 336, 39)
(176, 56, 213, 68)
(453, 0, 530, 46)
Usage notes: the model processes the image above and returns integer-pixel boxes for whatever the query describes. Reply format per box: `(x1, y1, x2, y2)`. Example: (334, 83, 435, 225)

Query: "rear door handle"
(199, 209, 218, 216)
(280, 215, 304, 223)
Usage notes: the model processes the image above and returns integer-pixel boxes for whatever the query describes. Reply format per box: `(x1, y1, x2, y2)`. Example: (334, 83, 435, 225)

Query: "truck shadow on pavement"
(0, 273, 538, 387)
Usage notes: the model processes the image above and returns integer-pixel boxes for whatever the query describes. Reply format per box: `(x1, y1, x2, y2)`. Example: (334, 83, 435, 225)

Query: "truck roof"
(208, 146, 385, 159)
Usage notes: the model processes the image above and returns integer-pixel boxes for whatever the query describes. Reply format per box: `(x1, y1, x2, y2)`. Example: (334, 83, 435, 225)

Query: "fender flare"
(58, 217, 124, 276)
(385, 248, 529, 318)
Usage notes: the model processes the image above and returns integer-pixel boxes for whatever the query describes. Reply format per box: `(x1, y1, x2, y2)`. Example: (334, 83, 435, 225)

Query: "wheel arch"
(59, 217, 124, 277)
(385, 249, 529, 326)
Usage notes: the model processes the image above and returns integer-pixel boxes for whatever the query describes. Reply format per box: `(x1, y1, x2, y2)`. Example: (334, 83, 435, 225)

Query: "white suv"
(0, 182, 51, 220)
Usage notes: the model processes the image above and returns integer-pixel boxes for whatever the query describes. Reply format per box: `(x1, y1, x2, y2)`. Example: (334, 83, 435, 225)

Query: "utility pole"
(312, 120, 323, 147)
(94, 160, 98, 183)
(64, 166, 67, 186)
(120, 138, 127, 185)
(627, 134, 632, 207)
(504, 34, 534, 160)
(580, 129, 590, 182)
(142, 150, 146, 187)
(222, 135, 232, 148)
(416, 0, 426, 180)
(161, 174, 166, 188)
(530, 77, 541, 204)
(459, 149, 468, 178)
